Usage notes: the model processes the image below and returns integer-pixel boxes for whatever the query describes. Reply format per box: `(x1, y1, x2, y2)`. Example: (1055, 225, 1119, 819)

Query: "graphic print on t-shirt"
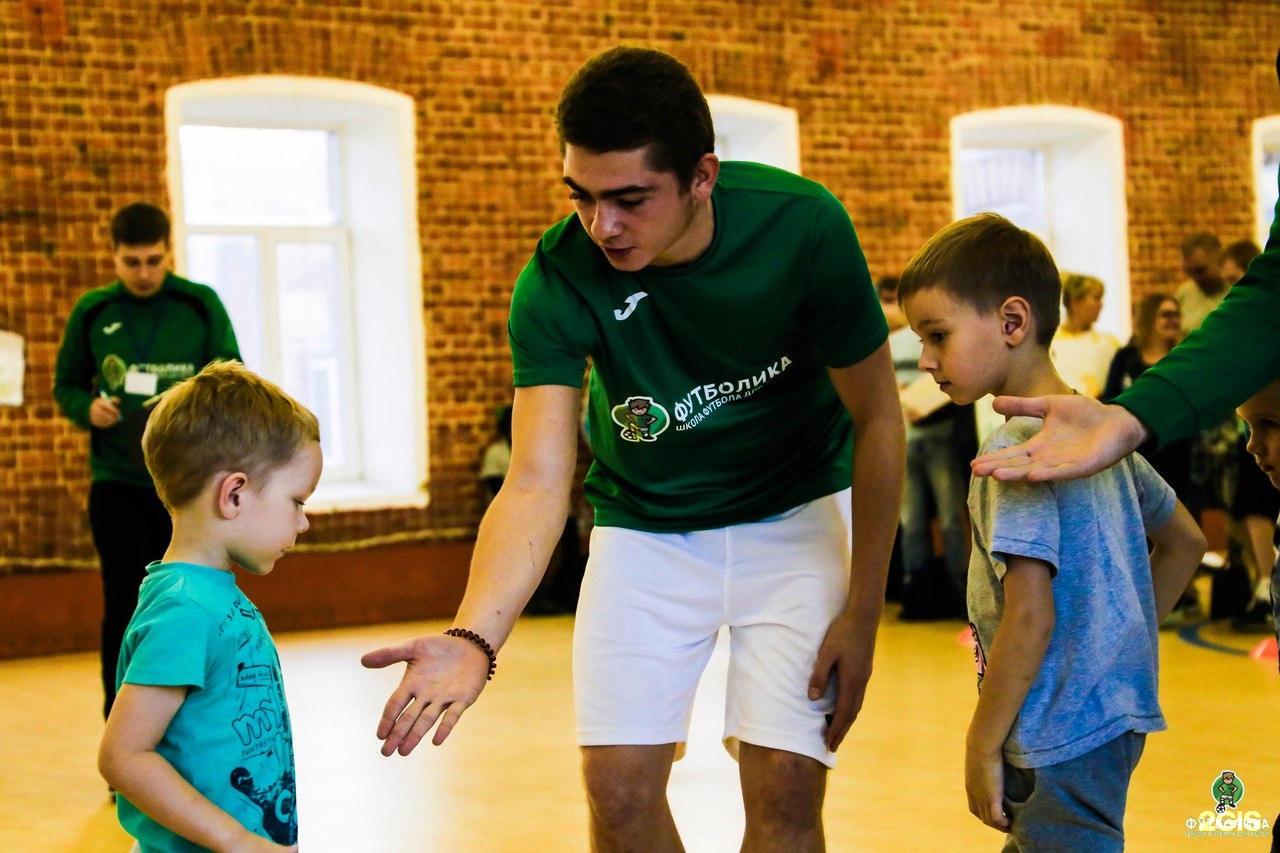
(225, 610, 297, 845)
(611, 396, 670, 443)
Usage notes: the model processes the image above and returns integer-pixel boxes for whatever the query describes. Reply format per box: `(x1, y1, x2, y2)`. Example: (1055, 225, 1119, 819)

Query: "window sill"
(308, 481, 428, 513)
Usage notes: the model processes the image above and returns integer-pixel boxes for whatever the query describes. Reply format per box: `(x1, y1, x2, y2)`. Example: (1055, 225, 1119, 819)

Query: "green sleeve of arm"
(205, 291, 242, 363)
(1115, 192, 1280, 447)
(52, 306, 95, 430)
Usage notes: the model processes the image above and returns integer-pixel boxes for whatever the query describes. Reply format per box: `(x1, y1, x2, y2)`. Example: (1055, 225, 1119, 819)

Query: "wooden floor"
(2, 609, 1276, 852)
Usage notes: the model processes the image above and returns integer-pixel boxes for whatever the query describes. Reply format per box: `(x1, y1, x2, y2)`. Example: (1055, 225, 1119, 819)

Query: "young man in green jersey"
(363, 47, 904, 851)
(54, 202, 241, 721)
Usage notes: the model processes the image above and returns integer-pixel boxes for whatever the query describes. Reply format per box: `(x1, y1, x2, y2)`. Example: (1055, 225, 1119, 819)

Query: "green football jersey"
(53, 273, 241, 486)
(510, 161, 887, 532)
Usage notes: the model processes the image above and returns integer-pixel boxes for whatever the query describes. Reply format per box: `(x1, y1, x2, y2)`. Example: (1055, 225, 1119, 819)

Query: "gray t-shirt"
(968, 417, 1177, 769)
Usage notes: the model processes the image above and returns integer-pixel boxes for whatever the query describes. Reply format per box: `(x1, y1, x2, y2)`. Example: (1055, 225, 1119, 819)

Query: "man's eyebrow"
(562, 176, 653, 199)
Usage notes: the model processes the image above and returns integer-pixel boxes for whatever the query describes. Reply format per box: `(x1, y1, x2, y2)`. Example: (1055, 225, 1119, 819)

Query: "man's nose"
(591, 205, 621, 241)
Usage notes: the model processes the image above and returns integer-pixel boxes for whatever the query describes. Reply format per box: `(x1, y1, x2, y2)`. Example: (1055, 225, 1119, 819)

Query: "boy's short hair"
(1060, 272, 1104, 309)
(110, 203, 171, 248)
(555, 46, 714, 187)
(899, 213, 1062, 345)
(143, 361, 320, 510)
(1223, 238, 1261, 271)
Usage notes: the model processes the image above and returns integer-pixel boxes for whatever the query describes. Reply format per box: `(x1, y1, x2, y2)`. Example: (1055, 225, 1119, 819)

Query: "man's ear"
(689, 153, 720, 203)
(217, 472, 250, 519)
(999, 297, 1032, 346)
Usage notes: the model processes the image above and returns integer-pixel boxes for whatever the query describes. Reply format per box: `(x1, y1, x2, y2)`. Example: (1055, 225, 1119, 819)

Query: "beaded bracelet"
(444, 628, 497, 681)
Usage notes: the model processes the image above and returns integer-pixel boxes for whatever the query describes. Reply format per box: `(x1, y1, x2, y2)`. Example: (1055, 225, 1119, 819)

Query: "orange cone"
(1249, 636, 1278, 660)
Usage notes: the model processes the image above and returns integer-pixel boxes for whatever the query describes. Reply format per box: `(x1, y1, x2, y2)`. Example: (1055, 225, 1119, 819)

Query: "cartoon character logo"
(102, 354, 128, 392)
(1211, 770, 1244, 814)
(610, 396, 670, 443)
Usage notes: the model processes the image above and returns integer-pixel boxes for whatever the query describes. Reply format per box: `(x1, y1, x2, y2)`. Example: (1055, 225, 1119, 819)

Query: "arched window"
(1252, 116, 1280, 248)
(707, 95, 801, 174)
(166, 77, 427, 510)
(953, 107, 1130, 340)
(953, 107, 1129, 440)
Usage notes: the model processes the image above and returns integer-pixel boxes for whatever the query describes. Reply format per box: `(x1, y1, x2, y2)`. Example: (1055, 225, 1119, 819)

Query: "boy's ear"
(216, 472, 250, 519)
(999, 297, 1032, 346)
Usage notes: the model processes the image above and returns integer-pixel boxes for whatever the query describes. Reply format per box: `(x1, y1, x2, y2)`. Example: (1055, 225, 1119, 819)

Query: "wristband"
(444, 628, 497, 681)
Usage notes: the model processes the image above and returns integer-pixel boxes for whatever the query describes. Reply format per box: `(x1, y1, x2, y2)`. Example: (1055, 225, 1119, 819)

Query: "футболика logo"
(1211, 770, 1244, 814)
(611, 396, 669, 443)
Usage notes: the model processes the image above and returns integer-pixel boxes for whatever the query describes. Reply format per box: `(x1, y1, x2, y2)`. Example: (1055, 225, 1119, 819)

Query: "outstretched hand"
(807, 613, 875, 753)
(969, 395, 1150, 482)
(361, 634, 492, 756)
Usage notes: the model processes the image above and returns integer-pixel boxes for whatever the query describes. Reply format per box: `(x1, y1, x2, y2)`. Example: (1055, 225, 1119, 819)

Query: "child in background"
(1233, 378, 1280, 852)
(899, 213, 1204, 850)
(1236, 378, 1280, 643)
(99, 361, 321, 852)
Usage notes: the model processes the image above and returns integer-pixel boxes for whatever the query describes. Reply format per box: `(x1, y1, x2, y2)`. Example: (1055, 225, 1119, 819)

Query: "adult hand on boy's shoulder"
(361, 634, 492, 757)
(965, 745, 1011, 832)
(973, 395, 1149, 482)
(808, 612, 876, 753)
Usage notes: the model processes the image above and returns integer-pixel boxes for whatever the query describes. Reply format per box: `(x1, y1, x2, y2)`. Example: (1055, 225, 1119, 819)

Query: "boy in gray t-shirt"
(899, 213, 1205, 851)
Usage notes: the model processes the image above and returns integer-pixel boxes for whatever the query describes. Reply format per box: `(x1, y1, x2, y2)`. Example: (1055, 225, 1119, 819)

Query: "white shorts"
(573, 489, 852, 769)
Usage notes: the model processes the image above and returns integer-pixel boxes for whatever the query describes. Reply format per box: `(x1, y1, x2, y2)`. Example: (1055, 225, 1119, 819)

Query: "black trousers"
(87, 480, 172, 719)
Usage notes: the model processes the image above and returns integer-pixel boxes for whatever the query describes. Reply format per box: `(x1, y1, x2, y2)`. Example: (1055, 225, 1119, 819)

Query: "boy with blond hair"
(99, 361, 321, 852)
(898, 213, 1205, 850)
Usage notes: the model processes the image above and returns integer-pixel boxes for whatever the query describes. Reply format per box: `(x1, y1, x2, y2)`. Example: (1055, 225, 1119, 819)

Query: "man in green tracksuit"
(53, 202, 241, 719)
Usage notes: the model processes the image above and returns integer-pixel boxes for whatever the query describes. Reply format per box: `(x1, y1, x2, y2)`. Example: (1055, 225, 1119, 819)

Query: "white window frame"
(166, 77, 428, 511)
(952, 106, 1131, 341)
(953, 106, 1129, 442)
(707, 95, 801, 174)
(1253, 116, 1280, 250)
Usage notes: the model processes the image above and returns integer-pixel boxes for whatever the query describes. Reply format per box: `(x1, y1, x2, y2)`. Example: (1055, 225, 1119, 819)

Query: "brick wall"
(3, 1, 1278, 571)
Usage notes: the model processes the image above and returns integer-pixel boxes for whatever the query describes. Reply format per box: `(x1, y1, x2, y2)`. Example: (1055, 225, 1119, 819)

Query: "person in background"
(478, 404, 513, 502)
(1175, 231, 1226, 334)
(53, 202, 241, 721)
(1102, 293, 1201, 626)
(1219, 239, 1280, 631)
(1049, 273, 1120, 399)
(1221, 238, 1262, 290)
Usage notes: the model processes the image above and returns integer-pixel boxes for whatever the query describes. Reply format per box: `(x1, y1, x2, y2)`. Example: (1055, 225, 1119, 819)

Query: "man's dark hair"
(1179, 231, 1222, 259)
(555, 46, 714, 186)
(110, 202, 171, 247)
(899, 213, 1062, 346)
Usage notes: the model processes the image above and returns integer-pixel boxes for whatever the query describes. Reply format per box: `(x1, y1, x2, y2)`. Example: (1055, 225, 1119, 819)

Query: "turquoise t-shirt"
(116, 562, 297, 851)
(509, 161, 887, 532)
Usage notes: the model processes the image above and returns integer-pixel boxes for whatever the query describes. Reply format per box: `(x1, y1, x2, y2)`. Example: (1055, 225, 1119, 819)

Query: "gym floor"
(2, 610, 1275, 851)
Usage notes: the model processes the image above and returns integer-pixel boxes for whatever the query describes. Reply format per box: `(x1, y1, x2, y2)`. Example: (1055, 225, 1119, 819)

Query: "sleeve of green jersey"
(52, 298, 96, 429)
(508, 250, 595, 388)
(802, 191, 889, 368)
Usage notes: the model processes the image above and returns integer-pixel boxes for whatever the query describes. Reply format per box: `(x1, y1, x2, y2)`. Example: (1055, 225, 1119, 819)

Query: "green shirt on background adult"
(509, 161, 887, 532)
(53, 272, 241, 487)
